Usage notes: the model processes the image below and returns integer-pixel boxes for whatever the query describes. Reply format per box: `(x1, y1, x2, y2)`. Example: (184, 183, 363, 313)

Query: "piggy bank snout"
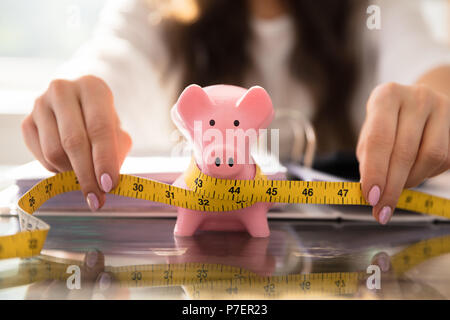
(203, 145, 245, 178)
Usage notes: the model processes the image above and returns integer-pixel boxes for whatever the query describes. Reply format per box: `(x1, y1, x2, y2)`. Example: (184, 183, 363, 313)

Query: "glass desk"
(1, 216, 450, 299)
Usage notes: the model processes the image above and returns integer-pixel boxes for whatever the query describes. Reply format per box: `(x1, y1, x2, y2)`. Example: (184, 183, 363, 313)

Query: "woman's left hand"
(357, 82, 450, 224)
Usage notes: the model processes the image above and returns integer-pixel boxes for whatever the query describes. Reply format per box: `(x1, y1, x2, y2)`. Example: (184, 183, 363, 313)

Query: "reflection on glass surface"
(1, 218, 450, 299)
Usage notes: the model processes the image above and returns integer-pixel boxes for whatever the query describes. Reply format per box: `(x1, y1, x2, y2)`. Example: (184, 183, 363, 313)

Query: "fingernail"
(376, 253, 390, 272)
(101, 173, 113, 193)
(368, 185, 380, 206)
(86, 193, 99, 211)
(86, 250, 98, 268)
(379, 206, 392, 225)
(99, 272, 111, 291)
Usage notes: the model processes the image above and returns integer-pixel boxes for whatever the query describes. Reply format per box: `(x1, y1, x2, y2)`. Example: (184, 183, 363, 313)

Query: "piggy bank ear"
(236, 86, 274, 129)
(173, 84, 213, 132)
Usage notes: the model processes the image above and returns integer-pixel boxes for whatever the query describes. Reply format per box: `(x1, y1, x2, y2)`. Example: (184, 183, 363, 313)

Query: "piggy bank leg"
(174, 209, 204, 237)
(239, 205, 270, 238)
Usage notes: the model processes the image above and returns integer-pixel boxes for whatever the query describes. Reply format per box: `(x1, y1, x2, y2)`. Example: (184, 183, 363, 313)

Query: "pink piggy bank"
(171, 84, 274, 237)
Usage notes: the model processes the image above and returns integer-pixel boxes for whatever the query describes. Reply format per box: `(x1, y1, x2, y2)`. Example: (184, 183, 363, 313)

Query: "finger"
(429, 139, 450, 177)
(67, 249, 106, 300)
(77, 76, 120, 193)
(24, 280, 61, 300)
(93, 272, 131, 299)
(48, 79, 105, 210)
(41, 279, 72, 300)
(371, 252, 391, 272)
(368, 251, 402, 299)
(359, 83, 402, 210)
(83, 249, 105, 278)
(356, 121, 368, 163)
(93, 272, 113, 298)
(21, 114, 58, 172)
(117, 129, 133, 163)
(374, 98, 429, 224)
(31, 97, 71, 172)
(405, 104, 450, 187)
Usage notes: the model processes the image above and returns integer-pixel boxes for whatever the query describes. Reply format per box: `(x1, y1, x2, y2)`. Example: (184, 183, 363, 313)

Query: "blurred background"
(0, 0, 106, 167)
(0, 0, 449, 167)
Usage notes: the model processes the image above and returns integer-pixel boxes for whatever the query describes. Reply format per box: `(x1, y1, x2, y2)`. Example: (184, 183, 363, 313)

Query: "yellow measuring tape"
(1, 159, 449, 260)
(2, 235, 450, 298)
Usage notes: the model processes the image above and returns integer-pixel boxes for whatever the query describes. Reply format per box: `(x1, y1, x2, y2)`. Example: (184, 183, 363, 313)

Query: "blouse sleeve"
(374, 0, 450, 85)
(56, 0, 179, 155)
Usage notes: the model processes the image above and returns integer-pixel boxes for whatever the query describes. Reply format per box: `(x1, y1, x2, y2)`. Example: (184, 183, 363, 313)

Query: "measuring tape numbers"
(2, 235, 450, 299)
(1, 160, 449, 259)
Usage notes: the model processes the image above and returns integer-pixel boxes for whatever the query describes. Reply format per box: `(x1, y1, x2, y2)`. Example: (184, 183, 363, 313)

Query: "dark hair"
(163, 0, 363, 153)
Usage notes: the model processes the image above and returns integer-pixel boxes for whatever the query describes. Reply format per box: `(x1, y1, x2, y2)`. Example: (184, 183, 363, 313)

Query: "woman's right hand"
(22, 75, 132, 211)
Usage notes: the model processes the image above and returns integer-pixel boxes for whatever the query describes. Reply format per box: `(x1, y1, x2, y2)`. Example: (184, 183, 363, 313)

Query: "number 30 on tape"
(0, 169, 449, 260)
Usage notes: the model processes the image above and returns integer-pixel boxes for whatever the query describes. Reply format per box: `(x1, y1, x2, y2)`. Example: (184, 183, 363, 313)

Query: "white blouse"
(57, 0, 450, 159)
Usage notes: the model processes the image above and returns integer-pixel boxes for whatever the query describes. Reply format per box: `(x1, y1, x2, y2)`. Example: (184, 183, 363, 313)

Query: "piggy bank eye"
(233, 120, 239, 127)
(209, 119, 215, 126)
